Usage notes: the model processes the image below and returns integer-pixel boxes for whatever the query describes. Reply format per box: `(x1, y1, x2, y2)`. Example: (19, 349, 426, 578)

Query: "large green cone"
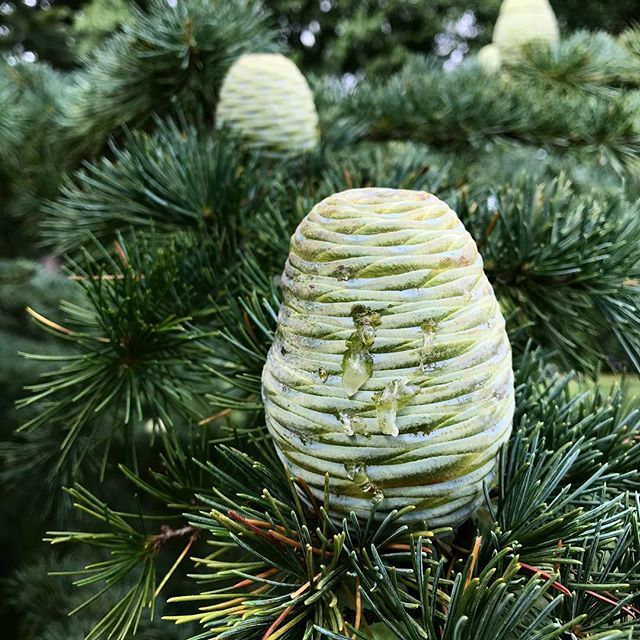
(493, 0, 560, 61)
(262, 188, 514, 526)
(216, 53, 319, 156)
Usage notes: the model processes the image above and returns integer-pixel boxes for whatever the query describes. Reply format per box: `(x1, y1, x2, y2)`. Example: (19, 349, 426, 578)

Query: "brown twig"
(150, 524, 198, 552)
(296, 475, 321, 518)
(343, 167, 353, 189)
(242, 310, 258, 343)
(231, 568, 280, 590)
(67, 274, 126, 281)
(520, 562, 639, 617)
(583, 589, 639, 618)
(154, 534, 197, 598)
(267, 529, 331, 558)
(262, 606, 293, 640)
(228, 511, 281, 540)
(553, 540, 563, 574)
(228, 511, 333, 558)
(114, 240, 128, 266)
(353, 577, 362, 639)
(385, 543, 431, 554)
(519, 562, 571, 596)
(198, 408, 232, 426)
(26, 307, 74, 335)
(464, 536, 482, 588)
(477, 210, 500, 249)
(290, 576, 318, 600)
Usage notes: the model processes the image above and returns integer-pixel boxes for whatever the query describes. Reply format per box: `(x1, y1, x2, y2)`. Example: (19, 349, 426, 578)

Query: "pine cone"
(493, 0, 560, 61)
(216, 53, 319, 156)
(478, 44, 502, 73)
(262, 188, 514, 526)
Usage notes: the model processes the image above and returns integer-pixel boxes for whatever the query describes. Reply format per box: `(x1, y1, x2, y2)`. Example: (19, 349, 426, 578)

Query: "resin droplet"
(342, 347, 372, 396)
(493, 386, 508, 400)
(338, 411, 368, 437)
(341, 305, 380, 396)
(373, 379, 420, 437)
(344, 462, 368, 484)
(351, 415, 368, 437)
(318, 368, 329, 382)
(419, 320, 437, 371)
(344, 462, 383, 504)
(420, 320, 438, 372)
(339, 411, 355, 436)
(335, 265, 352, 281)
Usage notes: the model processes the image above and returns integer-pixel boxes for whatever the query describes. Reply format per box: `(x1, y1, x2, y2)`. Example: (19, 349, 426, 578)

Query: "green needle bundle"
(262, 188, 515, 526)
(216, 53, 319, 156)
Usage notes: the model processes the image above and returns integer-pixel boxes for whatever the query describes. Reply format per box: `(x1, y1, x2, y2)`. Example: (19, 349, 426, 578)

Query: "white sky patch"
(300, 29, 316, 47)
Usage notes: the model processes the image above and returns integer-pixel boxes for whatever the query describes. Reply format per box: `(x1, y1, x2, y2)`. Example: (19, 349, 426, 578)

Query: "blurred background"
(1, 1, 640, 639)
(2, 0, 639, 75)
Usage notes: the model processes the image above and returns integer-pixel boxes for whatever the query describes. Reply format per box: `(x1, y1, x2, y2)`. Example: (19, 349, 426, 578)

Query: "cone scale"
(262, 188, 514, 526)
(216, 53, 319, 156)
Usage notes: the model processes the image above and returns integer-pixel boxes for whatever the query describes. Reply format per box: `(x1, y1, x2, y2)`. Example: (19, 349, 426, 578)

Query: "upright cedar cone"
(477, 44, 502, 73)
(262, 188, 515, 526)
(492, 0, 560, 61)
(216, 53, 319, 156)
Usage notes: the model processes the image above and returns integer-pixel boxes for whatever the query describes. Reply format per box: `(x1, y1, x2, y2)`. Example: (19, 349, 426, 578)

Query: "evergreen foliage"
(2, 1, 640, 639)
(60, 0, 276, 155)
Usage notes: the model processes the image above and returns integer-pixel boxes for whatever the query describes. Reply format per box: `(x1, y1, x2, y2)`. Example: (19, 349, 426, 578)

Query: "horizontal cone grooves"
(262, 188, 515, 526)
(216, 53, 319, 156)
